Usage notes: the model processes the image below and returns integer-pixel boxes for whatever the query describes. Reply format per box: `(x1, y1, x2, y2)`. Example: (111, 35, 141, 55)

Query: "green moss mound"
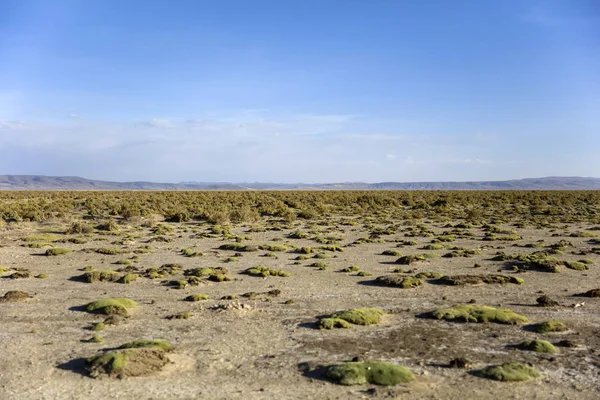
(438, 274, 524, 286)
(313, 253, 331, 259)
(45, 248, 70, 256)
(517, 340, 557, 353)
(259, 244, 289, 252)
(423, 244, 445, 250)
(531, 320, 568, 333)
(414, 272, 443, 279)
(218, 243, 257, 252)
(86, 335, 104, 343)
(184, 294, 210, 302)
(564, 261, 588, 271)
(473, 362, 541, 382)
(186, 267, 225, 277)
(91, 322, 105, 331)
(430, 304, 528, 324)
(330, 308, 385, 326)
(243, 266, 290, 278)
(0, 290, 30, 303)
(395, 254, 426, 265)
(374, 275, 422, 288)
(85, 298, 138, 316)
(83, 270, 120, 283)
(86, 348, 168, 379)
(209, 273, 231, 282)
(326, 362, 414, 386)
(118, 339, 173, 352)
(318, 318, 351, 330)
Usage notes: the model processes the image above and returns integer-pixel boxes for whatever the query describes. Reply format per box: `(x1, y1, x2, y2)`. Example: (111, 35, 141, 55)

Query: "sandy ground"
(1, 217, 599, 399)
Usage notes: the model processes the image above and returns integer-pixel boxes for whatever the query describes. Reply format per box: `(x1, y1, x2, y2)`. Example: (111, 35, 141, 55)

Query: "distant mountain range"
(1, 175, 600, 190)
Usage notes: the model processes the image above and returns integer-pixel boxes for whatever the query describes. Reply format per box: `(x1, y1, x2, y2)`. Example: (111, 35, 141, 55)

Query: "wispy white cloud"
(135, 118, 175, 128)
(0, 111, 593, 183)
(0, 120, 26, 130)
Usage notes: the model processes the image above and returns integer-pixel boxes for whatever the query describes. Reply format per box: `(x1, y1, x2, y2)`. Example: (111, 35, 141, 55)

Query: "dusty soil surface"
(1, 217, 599, 399)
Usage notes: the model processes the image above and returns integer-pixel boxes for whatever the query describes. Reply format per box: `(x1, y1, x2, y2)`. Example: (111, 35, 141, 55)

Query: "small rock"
(449, 357, 472, 369)
(536, 295, 559, 307)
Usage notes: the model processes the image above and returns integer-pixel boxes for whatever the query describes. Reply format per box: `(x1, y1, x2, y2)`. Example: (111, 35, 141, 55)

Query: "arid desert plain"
(1, 191, 599, 399)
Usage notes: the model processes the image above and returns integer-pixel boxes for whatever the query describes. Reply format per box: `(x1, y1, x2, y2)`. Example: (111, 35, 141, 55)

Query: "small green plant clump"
(531, 320, 568, 334)
(118, 273, 139, 284)
(219, 243, 258, 252)
(289, 230, 309, 239)
(0, 290, 30, 303)
(90, 322, 105, 331)
(45, 248, 70, 256)
(9, 270, 32, 279)
(66, 221, 93, 234)
(318, 318, 350, 329)
(83, 270, 120, 283)
(96, 220, 119, 232)
(443, 249, 483, 258)
(170, 279, 189, 289)
(414, 271, 443, 279)
(342, 265, 360, 273)
(395, 254, 426, 265)
(119, 339, 173, 351)
(184, 294, 210, 302)
(259, 244, 289, 252)
(167, 311, 191, 320)
(319, 245, 344, 252)
(473, 362, 541, 382)
(313, 253, 331, 259)
(85, 341, 171, 378)
(437, 274, 523, 286)
(563, 261, 588, 271)
(243, 266, 290, 278)
(86, 335, 104, 343)
(422, 244, 445, 250)
(22, 242, 54, 248)
(185, 267, 226, 278)
(24, 234, 61, 242)
(85, 298, 138, 316)
(319, 308, 385, 329)
(209, 273, 231, 282)
(429, 304, 528, 325)
(374, 275, 422, 288)
(516, 340, 557, 353)
(310, 261, 329, 270)
(326, 362, 414, 386)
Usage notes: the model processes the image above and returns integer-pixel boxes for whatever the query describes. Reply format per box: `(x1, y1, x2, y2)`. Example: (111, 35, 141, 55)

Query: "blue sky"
(0, 0, 598, 183)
